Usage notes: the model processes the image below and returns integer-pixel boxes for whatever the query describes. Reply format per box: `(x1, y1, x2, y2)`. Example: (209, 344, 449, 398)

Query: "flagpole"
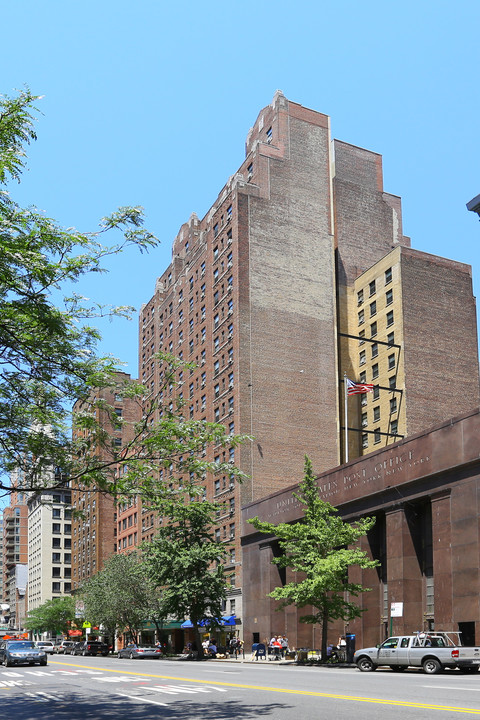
(344, 373, 349, 464)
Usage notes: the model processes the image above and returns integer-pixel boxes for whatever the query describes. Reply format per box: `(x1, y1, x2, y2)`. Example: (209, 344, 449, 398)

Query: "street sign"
(390, 602, 404, 617)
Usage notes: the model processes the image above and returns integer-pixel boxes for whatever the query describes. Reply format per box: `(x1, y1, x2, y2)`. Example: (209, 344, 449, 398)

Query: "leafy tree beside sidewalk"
(24, 596, 75, 637)
(248, 457, 378, 661)
(142, 489, 231, 660)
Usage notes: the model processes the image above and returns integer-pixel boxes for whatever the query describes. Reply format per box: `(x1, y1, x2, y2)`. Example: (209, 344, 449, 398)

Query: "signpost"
(390, 602, 403, 635)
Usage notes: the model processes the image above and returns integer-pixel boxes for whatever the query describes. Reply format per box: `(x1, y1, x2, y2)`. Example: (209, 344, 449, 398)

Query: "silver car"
(117, 644, 162, 659)
(1, 640, 48, 667)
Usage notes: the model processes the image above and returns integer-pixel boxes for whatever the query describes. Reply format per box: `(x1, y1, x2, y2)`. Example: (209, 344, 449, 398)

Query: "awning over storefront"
(180, 616, 236, 629)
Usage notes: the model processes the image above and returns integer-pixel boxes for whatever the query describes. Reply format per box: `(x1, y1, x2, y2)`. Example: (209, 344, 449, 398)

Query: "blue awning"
(181, 616, 236, 629)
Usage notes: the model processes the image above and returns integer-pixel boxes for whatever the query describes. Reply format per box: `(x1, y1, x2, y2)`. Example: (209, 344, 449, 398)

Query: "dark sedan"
(0, 640, 47, 667)
(117, 644, 162, 659)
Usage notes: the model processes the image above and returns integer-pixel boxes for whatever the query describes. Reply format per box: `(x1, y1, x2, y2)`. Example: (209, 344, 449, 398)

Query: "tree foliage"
(142, 488, 232, 659)
(0, 89, 250, 505)
(79, 552, 160, 644)
(24, 596, 75, 636)
(248, 456, 378, 660)
(0, 88, 158, 495)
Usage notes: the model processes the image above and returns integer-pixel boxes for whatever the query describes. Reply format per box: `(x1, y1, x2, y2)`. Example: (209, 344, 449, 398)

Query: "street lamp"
(466, 194, 480, 219)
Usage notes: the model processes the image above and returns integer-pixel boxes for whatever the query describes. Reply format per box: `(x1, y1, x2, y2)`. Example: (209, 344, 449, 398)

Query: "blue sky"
(3, 0, 480, 376)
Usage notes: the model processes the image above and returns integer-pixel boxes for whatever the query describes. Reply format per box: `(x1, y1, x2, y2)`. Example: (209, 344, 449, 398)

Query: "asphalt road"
(2, 655, 480, 719)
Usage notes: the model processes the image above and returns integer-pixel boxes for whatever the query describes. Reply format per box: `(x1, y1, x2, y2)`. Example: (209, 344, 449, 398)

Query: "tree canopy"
(0, 88, 158, 496)
(248, 456, 378, 661)
(142, 486, 232, 659)
(0, 89, 250, 502)
(24, 596, 75, 637)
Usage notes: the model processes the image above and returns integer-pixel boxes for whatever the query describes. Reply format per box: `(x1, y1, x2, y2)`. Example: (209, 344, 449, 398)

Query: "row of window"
(361, 398, 397, 427)
(357, 267, 392, 305)
(362, 419, 399, 448)
(52, 581, 71, 593)
(359, 302, 394, 326)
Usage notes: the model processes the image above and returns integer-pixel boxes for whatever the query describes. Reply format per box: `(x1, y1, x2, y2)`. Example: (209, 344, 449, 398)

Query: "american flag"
(346, 378, 374, 396)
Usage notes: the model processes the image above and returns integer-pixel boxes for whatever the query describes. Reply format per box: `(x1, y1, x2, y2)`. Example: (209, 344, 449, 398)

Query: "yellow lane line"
(49, 661, 480, 715)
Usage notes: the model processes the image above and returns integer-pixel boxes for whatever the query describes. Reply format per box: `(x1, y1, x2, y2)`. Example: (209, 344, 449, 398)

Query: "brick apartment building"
(2, 479, 28, 629)
(138, 92, 480, 627)
(71, 373, 141, 590)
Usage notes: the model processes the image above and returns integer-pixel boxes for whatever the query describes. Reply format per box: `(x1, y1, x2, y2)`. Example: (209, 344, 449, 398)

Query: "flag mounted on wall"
(346, 378, 374, 396)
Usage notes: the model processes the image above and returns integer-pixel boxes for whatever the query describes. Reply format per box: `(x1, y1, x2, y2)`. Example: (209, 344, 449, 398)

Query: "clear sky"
(3, 0, 480, 377)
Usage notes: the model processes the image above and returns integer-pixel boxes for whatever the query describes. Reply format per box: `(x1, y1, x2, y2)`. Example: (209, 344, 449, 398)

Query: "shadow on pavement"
(7, 693, 292, 720)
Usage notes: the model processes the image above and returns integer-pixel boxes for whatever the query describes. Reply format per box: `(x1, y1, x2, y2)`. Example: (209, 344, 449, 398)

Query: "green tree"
(0, 89, 250, 506)
(142, 490, 232, 660)
(248, 456, 378, 661)
(0, 88, 158, 496)
(24, 596, 75, 637)
(80, 552, 157, 645)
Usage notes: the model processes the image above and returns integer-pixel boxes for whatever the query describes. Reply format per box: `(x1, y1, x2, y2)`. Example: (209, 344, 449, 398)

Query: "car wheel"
(82, 650, 87, 656)
(357, 656, 376, 672)
(423, 658, 442, 674)
(129, 652, 134, 659)
(117, 652, 122, 659)
(40, 659, 47, 666)
(4, 658, 12, 667)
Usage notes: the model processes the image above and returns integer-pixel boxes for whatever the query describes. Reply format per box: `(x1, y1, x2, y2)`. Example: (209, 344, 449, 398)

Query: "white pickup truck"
(354, 632, 480, 674)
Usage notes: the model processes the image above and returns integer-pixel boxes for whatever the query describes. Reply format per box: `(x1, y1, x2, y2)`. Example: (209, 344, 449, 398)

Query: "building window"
(374, 429, 381, 444)
(386, 288, 393, 305)
(387, 331, 395, 345)
(391, 420, 398, 436)
(385, 267, 392, 284)
(389, 375, 396, 389)
(359, 371, 367, 383)
(362, 433, 369, 449)
(369, 301, 377, 317)
(52, 508, 61, 518)
(52, 537, 61, 548)
(372, 363, 379, 379)
(52, 523, 61, 534)
(371, 343, 378, 358)
(52, 567, 61, 578)
(359, 330, 365, 345)
(388, 353, 396, 370)
(390, 397, 397, 413)
(361, 412, 368, 428)
(266, 126, 272, 143)
(369, 280, 376, 296)
(52, 582, 61, 593)
(370, 321, 377, 338)
(373, 385, 380, 400)
(247, 163, 253, 181)
(52, 553, 61, 563)
(227, 204, 232, 219)
(359, 350, 366, 366)
(358, 309, 365, 325)
(373, 406, 380, 423)
(357, 289, 364, 306)
(386, 310, 394, 327)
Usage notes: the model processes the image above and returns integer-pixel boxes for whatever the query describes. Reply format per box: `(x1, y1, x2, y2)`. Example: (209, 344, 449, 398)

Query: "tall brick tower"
(139, 93, 479, 625)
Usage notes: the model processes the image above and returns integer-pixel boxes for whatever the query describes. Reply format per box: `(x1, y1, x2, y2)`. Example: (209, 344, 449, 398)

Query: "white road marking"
(117, 692, 168, 707)
(422, 685, 480, 692)
(0, 671, 23, 677)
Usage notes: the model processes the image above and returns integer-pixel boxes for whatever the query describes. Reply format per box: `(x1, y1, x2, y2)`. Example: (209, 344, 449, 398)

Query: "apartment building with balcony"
(2, 483, 28, 629)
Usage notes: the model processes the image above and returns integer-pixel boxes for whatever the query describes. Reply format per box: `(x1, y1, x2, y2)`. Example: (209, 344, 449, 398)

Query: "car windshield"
(7, 642, 35, 650)
(37, 642, 52, 646)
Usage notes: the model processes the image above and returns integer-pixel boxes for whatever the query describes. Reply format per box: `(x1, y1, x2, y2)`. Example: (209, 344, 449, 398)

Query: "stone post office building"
(241, 408, 480, 649)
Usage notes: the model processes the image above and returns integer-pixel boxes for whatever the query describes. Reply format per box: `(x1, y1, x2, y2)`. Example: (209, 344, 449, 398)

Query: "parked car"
(54, 641, 75, 654)
(35, 641, 55, 654)
(0, 640, 48, 667)
(72, 640, 109, 657)
(117, 644, 162, 659)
